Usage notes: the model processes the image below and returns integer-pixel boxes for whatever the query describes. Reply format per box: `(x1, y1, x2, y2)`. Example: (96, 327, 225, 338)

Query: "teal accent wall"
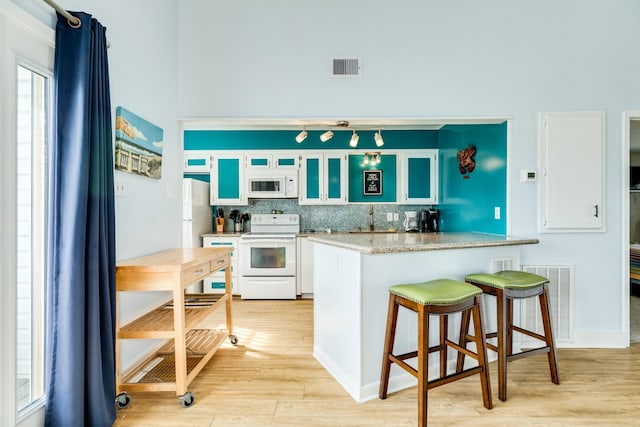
(250, 158, 269, 166)
(277, 158, 296, 166)
(217, 158, 240, 199)
(348, 154, 397, 203)
(184, 130, 438, 150)
(184, 125, 508, 235)
(306, 158, 320, 199)
(437, 123, 507, 234)
(185, 173, 210, 183)
(326, 158, 342, 199)
(407, 157, 432, 199)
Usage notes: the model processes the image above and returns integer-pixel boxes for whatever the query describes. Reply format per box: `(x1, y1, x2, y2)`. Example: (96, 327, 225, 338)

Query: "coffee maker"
(420, 209, 439, 232)
(403, 211, 419, 232)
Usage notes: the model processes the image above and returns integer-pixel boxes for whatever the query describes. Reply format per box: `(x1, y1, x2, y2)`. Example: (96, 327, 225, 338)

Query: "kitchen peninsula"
(307, 232, 538, 403)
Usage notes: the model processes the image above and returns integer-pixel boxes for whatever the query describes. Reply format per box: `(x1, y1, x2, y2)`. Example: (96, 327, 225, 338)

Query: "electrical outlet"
(387, 212, 393, 221)
(393, 213, 399, 221)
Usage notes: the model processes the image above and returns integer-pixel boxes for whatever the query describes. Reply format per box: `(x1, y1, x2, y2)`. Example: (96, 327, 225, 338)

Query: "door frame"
(0, 2, 54, 426)
(622, 111, 640, 346)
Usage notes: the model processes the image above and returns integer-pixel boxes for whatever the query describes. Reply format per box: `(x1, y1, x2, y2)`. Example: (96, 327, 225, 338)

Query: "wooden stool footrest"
(445, 338, 479, 360)
(388, 355, 418, 378)
(507, 346, 550, 362)
(512, 325, 547, 342)
(428, 366, 483, 389)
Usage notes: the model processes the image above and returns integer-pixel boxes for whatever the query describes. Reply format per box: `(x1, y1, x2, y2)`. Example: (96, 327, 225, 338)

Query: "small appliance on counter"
(403, 211, 419, 232)
(420, 208, 439, 232)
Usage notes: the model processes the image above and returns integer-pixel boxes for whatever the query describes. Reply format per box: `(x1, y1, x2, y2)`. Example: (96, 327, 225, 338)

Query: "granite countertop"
(306, 232, 539, 254)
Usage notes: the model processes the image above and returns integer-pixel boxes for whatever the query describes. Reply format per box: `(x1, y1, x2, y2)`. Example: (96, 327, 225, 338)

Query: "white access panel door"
(540, 111, 605, 232)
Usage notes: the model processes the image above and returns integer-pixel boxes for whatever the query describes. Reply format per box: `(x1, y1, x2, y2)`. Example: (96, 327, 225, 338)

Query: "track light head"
(374, 130, 384, 147)
(295, 129, 308, 143)
(320, 130, 334, 142)
(349, 130, 359, 148)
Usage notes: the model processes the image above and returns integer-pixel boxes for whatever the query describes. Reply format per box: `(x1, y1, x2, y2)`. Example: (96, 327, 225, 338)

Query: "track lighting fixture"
(293, 121, 385, 147)
(374, 130, 384, 147)
(320, 130, 334, 142)
(349, 130, 359, 148)
(295, 128, 308, 143)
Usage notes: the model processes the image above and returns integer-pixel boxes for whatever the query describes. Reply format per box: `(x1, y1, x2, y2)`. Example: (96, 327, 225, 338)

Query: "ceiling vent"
(332, 58, 361, 78)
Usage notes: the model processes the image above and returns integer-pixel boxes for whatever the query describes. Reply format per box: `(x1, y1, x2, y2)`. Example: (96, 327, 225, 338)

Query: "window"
(16, 65, 48, 413)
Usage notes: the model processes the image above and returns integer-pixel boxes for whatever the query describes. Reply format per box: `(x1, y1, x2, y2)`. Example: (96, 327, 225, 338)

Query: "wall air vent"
(332, 58, 361, 78)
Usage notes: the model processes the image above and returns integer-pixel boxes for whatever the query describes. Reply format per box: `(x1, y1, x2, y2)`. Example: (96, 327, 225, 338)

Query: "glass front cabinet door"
(210, 154, 247, 205)
(299, 153, 347, 205)
(400, 150, 438, 204)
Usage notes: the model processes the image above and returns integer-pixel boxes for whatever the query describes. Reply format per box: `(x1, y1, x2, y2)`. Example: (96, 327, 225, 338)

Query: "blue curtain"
(45, 12, 115, 427)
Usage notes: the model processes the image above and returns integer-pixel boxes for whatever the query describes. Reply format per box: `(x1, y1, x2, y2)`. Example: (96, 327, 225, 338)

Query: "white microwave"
(246, 173, 298, 199)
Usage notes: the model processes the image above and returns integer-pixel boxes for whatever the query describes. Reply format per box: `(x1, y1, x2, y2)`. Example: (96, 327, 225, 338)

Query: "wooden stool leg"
(440, 314, 448, 378)
(471, 295, 493, 409)
(539, 284, 560, 385)
(506, 297, 514, 357)
(379, 294, 399, 399)
(496, 289, 508, 401)
(418, 305, 429, 427)
(456, 307, 471, 372)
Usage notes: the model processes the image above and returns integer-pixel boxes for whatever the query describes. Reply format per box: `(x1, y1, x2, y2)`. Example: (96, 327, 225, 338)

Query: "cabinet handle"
(192, 268, 204, 275)
(594, 205, 599, 218)
(217, 259, 225, 264)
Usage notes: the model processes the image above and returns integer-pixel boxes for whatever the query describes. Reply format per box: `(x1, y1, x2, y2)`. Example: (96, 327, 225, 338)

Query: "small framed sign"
(363, 170, 382, 195)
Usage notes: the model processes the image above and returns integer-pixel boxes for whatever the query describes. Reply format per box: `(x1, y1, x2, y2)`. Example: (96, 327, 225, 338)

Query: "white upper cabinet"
(246, 153, 298, 170)
(183, 150, 212, 174)
(399, 150, 439, 204)
(299, 153, 348, 205)
(539, 111, 604, 232)
(210, 154, 247, 205)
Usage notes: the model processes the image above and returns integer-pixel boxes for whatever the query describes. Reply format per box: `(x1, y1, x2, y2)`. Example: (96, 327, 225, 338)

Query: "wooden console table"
(114, 247, 235, 408)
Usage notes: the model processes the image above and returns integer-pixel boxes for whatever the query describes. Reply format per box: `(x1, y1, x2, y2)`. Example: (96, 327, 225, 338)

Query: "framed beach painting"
(114, 106, 163, 179)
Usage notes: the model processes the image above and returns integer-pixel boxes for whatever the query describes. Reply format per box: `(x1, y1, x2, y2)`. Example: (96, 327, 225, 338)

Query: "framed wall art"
(114, 106, 163, 179)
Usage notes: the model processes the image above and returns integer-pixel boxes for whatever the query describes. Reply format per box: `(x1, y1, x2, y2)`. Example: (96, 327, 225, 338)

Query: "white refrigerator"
(183, 178, 213, 292)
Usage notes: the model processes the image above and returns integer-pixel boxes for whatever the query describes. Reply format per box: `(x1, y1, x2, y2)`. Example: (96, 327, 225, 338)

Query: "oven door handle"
(241, 239, 295, 244)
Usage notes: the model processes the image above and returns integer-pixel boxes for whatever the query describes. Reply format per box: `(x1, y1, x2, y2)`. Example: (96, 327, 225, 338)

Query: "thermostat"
(520, 170, 537, 182)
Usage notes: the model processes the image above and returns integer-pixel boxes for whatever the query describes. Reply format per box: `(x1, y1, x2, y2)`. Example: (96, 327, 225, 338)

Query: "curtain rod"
(42, 0, 111, 47)
(42, 0, 79, 26)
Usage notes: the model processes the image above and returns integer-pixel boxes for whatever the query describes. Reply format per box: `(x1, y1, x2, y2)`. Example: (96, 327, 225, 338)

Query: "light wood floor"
(114, 298, 640, 426)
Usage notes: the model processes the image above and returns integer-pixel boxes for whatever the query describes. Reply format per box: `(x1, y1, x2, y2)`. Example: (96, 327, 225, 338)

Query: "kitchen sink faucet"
(369, 204, 374, 231)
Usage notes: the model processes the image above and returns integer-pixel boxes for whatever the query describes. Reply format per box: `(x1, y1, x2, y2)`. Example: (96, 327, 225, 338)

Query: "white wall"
(48, 0, 182, 368)
(177, 0, 640, 346)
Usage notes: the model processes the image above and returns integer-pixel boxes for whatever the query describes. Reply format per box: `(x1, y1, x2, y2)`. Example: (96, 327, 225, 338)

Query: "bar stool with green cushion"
(379, 279, 493, 427)
(458, 270, 560, 402)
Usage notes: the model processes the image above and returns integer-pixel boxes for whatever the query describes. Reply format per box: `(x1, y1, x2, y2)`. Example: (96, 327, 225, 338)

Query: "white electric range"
(239, 214, 299, 299)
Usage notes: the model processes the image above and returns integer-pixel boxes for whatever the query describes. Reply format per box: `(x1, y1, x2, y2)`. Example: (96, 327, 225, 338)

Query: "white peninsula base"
(311, 234, 535, 403)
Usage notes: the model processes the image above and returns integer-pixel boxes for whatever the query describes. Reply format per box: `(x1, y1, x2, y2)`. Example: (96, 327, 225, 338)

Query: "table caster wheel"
(180, 391, 195, 408)
(229, 335, 238, 345)
(115, 392, 130, 409)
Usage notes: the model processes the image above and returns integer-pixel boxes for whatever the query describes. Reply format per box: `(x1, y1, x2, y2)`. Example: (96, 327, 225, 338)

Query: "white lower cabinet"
(297, 236, 314, 297)
(202, 236, 239, 295)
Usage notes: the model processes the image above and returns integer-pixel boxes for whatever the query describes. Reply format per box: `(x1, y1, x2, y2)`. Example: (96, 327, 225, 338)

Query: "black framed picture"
(363, 170, 382, 195)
